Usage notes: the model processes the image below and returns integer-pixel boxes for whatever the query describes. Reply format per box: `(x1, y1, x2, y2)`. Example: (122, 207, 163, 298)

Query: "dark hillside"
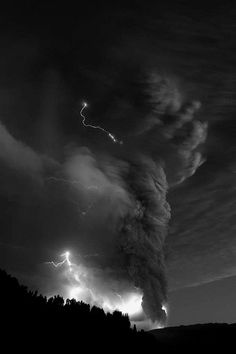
(150, 322, 236, 352)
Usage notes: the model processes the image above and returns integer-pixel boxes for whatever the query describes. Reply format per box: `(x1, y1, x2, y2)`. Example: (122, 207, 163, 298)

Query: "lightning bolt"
(45, 251, 143, 319)
(161, 304, 168, 316)
(46, 252, 167, 330)
(46, 251, 73, 272)
(80, 102, 123, 145)
(46, 251, 97, 304)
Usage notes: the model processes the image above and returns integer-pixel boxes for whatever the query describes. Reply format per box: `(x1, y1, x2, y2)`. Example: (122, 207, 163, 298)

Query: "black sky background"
(0, 1, 235, 326)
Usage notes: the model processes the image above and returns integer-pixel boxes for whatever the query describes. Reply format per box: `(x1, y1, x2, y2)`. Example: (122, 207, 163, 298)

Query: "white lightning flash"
(162, 304, 168, 316)
(113, 292, 143, 316)
(80, 102, 123, 145)
(46, 251, 73, 272)
(46, 250, 143, 319)
(46, 251, 169, 330)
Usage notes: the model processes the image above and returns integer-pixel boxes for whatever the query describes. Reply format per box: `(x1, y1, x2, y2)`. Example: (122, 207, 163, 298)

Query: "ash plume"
(56, 72, 208, 326)
(119, 159, 170, 323)
(0, 66, 207, 328)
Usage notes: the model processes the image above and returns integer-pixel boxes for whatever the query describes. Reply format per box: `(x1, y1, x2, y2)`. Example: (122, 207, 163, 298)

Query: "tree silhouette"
(0, 269, 151, 350)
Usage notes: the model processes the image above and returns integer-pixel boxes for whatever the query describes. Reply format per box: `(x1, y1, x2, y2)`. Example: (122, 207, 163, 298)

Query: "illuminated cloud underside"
(46, 251, 167, 328)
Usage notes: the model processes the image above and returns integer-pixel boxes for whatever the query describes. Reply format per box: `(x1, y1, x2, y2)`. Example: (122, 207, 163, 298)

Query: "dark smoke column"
(120, 159, 170, 325)
(117, 74, 207, 326)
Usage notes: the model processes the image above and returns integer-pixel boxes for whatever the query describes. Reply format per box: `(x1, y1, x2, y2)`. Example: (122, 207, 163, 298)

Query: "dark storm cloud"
(0, 1, 235, 327)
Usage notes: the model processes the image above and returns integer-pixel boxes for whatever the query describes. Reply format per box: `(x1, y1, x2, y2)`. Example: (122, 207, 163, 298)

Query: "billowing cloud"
(0, 66, 208, 328)
(1, 3, 235, 329)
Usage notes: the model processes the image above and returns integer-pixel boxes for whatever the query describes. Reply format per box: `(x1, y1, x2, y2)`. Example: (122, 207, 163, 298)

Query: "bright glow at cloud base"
(46, 251, 168, 329)
(46, 251, 142, 317)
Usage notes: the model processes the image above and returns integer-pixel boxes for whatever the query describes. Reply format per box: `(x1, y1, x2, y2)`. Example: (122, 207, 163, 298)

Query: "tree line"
(0, 269, 155, 350)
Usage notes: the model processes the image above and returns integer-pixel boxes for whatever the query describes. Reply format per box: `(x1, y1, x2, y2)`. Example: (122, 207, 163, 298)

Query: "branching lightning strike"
(45, 251, 144, 319)
(80, 102, 123, 145)
(46, 251, 73, 272)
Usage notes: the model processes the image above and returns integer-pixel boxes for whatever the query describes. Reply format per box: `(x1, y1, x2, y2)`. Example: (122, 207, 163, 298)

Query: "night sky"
(0, 1, 235, 328)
